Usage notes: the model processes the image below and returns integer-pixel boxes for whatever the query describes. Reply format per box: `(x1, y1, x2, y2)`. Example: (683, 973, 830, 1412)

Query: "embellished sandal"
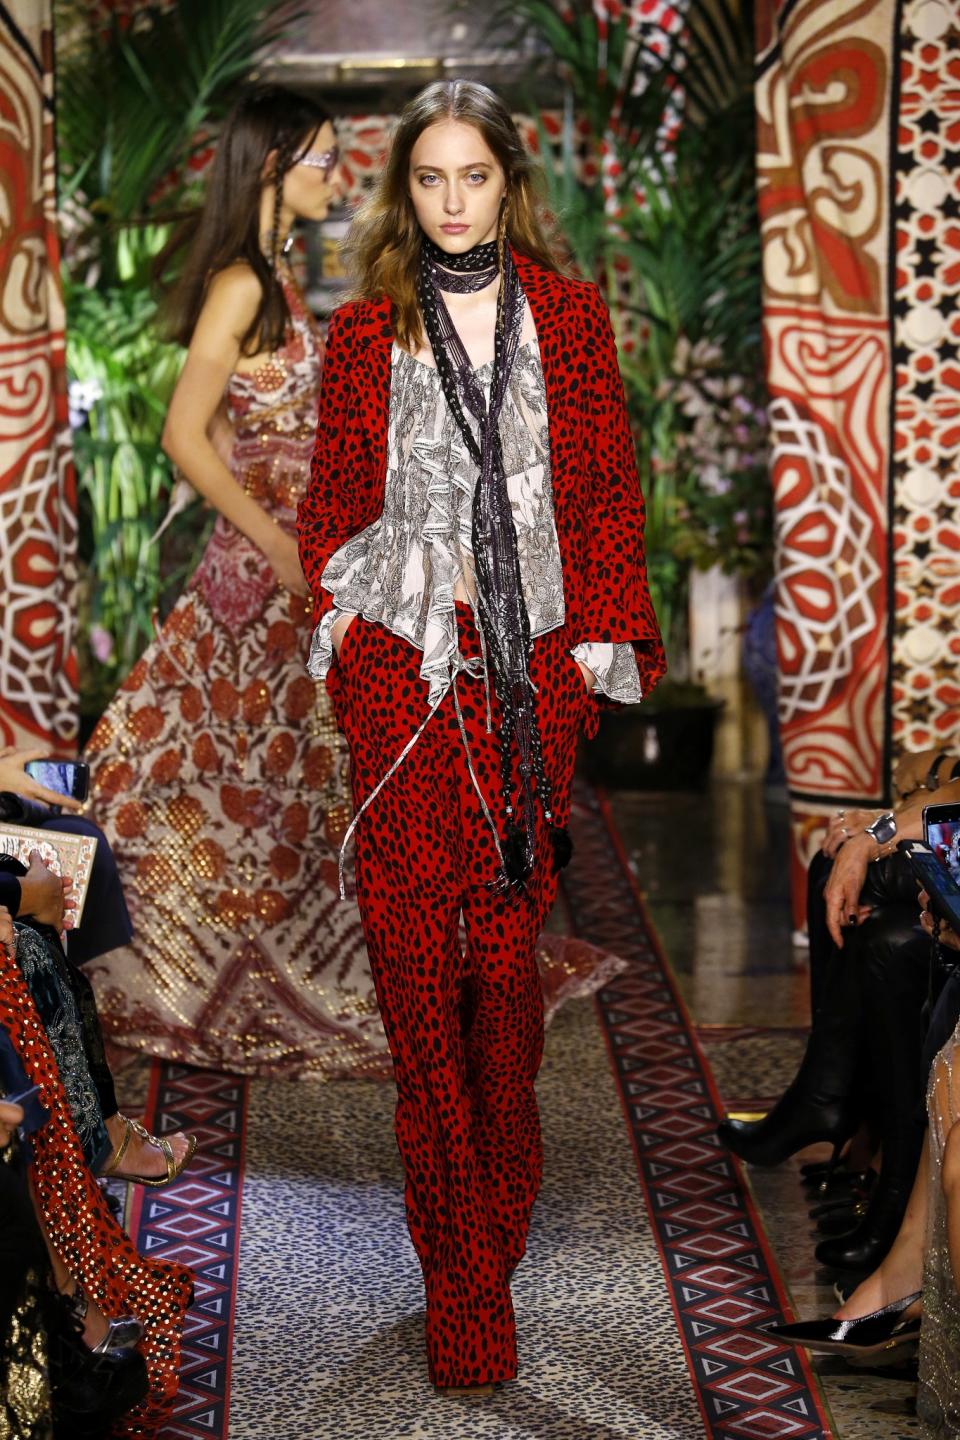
(102, 1113, 197, 1189)
(437, 1385, 494, 1399)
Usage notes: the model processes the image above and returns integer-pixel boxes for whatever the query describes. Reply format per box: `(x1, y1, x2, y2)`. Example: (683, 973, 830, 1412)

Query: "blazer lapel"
(348, 297, 392, 462)
(514, 253, 576, 514)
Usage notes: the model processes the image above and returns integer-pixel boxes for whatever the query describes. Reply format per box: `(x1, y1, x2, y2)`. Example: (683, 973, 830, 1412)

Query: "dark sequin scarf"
(416, 234, 572, 894)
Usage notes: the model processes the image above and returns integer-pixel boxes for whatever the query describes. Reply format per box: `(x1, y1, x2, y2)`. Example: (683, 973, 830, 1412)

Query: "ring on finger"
(840, 826, 849, 838)
(835, 810, 846, 820)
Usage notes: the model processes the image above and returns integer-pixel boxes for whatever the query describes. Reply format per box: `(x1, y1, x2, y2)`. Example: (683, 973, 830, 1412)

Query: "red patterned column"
(756, 0, 897, 923)
(0, 1, 77, 749)
(891, 2, 960, 758)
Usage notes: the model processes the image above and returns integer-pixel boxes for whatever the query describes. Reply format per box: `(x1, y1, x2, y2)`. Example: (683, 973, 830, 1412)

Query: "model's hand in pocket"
(332, 612, 357, 659)
(575, 659, 597, 693)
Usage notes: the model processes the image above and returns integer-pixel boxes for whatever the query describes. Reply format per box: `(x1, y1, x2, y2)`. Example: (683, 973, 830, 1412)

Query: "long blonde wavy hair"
(345, 79, 564, 353)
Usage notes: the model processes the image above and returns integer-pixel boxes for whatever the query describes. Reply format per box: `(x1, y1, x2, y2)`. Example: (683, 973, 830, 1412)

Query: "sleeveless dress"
(84, 278, 621, 1080)
(918, 1020, 960, 1434)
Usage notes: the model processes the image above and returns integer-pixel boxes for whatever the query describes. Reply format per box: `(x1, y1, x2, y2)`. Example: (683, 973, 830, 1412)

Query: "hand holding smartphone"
(898, 839, 960, 936)
(923, 802, 960, 884)
(22, 759, 89, 805)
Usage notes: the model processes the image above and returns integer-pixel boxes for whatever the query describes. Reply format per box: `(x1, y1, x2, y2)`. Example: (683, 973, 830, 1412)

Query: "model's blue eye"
(419, 173, 440, 186)
(467, 172, 487, 184)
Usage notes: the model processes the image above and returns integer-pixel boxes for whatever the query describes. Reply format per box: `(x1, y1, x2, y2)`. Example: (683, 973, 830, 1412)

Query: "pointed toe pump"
(766, 1292, 922, 1359)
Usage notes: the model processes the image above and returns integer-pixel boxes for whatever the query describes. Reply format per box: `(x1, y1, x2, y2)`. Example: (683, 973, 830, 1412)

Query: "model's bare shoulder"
(199, 263, 263, 341)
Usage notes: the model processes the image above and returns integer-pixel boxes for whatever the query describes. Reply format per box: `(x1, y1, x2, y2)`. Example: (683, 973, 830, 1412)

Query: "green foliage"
(67, 280, 182, 709)
(57, 0, 296, 282)
(508, 1, 767, 673)
(57, 0, 296, 715)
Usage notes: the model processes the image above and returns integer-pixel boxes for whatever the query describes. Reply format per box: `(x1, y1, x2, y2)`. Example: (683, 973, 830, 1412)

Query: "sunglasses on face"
(295, 145, 340, 179)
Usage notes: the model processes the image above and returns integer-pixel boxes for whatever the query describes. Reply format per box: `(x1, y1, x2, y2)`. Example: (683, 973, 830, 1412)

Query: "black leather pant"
(803, 849, 931, 1147)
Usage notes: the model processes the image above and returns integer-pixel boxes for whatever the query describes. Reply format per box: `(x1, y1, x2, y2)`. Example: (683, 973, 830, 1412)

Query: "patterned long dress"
(85, 278, 620, 1080)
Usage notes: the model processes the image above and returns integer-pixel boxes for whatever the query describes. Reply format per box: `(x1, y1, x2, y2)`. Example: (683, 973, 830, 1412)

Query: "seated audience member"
(0, 851, 194, 1187)
(0, 743, 133, 964)
(0, 1023, 148, 1435)
(0, 745, 193, 1185)
(718, 759, 960, 1275)
(768, 890, 960, 1435)
(0, 907, 194, 1429)
(0, 1083, 54, 1438)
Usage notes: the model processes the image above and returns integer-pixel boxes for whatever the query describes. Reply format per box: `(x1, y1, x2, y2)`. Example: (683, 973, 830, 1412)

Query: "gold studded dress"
(918, 1021, 960, 1435)
(84, 278, 624, 1080)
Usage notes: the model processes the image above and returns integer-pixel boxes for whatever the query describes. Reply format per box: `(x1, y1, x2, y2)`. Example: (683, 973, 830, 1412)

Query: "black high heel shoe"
(766, 1291, 921, 1358)
(47, 1291, 149, 1433)
(718, 1096, 857, 1170)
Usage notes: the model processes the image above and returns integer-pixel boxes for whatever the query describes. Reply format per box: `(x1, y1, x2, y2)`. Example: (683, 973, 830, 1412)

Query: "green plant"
(57, 0, 298, 283)
(671, 354, 772, 589)
(67, 280, 183, 709)
(501, 0, 766, 677)
(56, 0, 298, 715)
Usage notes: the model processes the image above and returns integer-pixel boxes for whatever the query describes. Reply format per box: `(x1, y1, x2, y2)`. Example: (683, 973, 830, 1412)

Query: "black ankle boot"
(718, 1090, 857, 1168)
(718, 938, 863, 1167)
(815, 1170, 916, 1272)
(816, 1202, 867, 1237)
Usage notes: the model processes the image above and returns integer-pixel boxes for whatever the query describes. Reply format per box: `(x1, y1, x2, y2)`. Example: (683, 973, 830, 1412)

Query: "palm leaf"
(57, 0, 304, 252)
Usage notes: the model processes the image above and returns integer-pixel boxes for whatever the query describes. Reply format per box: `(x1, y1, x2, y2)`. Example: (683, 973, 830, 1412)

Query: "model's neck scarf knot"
(416, 235, 572, 895)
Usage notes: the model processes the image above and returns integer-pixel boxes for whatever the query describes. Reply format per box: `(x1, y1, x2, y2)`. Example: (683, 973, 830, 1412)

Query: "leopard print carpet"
(229, 997, 702, 1439)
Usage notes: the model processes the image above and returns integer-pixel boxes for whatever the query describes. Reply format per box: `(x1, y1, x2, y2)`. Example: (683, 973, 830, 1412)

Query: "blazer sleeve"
(579, 284, 666, 698)
(297, 306, 355, 629)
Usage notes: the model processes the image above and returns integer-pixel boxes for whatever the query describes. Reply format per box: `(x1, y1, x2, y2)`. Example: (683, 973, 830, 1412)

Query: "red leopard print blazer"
(298, 250, 666, 702)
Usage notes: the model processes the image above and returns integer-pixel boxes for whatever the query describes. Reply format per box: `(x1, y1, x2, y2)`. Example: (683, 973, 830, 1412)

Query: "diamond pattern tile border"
(560, 781, 834, 1439)
(129, 1065, 248, 1440)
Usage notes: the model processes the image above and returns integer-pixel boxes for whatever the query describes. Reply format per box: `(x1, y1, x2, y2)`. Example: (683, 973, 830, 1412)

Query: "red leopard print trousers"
(331, 603, 587, 1387)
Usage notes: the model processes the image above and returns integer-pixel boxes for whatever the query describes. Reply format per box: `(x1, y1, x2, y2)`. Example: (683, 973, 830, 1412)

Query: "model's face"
(278, 121, 342, 222)
(408, 119, 506, 255)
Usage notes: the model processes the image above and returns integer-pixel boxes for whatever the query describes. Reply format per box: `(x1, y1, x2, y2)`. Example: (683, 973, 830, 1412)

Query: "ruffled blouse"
(308, 337, 642, 706)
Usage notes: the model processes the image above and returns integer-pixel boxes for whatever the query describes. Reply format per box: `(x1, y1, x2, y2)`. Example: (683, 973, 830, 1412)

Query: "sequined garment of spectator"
(309, 337, 643, 706)
(85, 280, 612, 1079)
(0, 928, 192, 1430)
(918, 1019, 960, 1435)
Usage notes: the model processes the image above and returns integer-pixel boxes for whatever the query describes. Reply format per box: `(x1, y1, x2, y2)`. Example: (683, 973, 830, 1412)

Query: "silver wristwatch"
(865, 811, 897, 850)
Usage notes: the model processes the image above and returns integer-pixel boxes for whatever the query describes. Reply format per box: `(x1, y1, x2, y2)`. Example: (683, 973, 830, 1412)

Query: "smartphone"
(23, 759, 89, 803)
(922, 802, 960, 884)
(898, 839, 960, 935)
